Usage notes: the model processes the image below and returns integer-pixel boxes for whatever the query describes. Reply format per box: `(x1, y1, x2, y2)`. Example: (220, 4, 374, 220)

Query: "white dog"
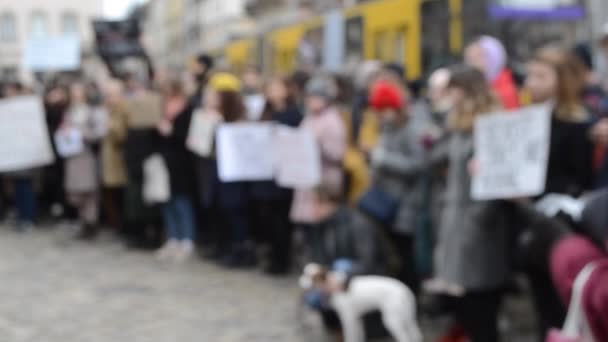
(300, 264, 422, 342)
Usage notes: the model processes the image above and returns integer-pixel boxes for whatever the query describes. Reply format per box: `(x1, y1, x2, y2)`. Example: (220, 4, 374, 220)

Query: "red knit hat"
(369, 80, 405, 111)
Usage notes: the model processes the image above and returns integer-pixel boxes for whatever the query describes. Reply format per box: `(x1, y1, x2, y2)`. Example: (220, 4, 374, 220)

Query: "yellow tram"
(223, 0, 463, 80)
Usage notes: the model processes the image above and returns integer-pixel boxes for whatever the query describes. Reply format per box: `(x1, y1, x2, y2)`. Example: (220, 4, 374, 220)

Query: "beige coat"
(102, 103, 129, 187)
(290, 106, 347, 224)
(64, 104, 107, 194)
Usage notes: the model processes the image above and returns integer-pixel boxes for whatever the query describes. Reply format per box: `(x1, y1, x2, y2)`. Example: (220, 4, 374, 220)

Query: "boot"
(76, 224, 98, 241)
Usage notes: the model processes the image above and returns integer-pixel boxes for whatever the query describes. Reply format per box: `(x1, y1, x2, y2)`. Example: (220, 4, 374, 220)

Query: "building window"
(61, 12, 79, 36)
(0, 12, 17, 42)
(30, 11, 49, 38)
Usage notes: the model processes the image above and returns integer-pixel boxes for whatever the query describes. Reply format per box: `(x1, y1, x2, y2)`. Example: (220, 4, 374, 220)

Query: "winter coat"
(492, 69, 520, 110)
(369, 101, 430, 234)
(159, 104, 196, 197)
(545, 113, 595, 197)
(290, 106, 347, 224)
(433, 131, 511, 291)
(64, 104, 106, 194)
(309, 206, 392, 276)
(102, 102, 129, 187)
(250, 105, 302, 201)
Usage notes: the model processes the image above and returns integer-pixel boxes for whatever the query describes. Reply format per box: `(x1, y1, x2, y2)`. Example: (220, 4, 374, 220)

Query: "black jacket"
(250, 105, 303, 201)
(159, 105, 196, 196)
(545, 114, 594, 197)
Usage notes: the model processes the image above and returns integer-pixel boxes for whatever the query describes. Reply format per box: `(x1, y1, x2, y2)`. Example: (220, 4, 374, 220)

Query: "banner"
(0, 96, 55, 172)
(275, 126, 321, 189)
(24, 37, 81, 71)
(472, 105, 551, 201)
(93, 19, 145, 59)
(216, 122, 275, 182)
(489, 0, 585, 20)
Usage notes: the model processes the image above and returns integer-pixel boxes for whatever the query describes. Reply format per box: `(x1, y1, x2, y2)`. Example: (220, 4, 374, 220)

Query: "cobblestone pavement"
(0, 224, 537, 342)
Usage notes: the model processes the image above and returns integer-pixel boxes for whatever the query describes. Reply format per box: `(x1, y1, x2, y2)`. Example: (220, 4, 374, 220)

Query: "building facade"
(0, 0, 103, 82)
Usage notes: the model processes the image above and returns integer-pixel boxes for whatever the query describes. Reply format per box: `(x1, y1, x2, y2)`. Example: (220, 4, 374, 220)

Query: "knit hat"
(305, 75, 338, 100)
(478, 35, 507, 82)
(369, 80, 405, 111)
(209, 73, 241, 92)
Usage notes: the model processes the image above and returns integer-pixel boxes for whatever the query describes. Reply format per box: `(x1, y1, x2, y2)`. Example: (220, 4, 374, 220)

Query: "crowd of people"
(1, 34, 608, 341)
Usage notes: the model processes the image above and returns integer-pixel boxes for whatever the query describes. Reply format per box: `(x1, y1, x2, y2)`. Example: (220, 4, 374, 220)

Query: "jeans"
(14, 178, 37, 224)
(163, 195, 196, 242)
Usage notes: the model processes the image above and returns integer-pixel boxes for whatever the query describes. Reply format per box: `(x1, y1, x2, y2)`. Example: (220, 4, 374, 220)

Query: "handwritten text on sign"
(472, 105, 551, 201)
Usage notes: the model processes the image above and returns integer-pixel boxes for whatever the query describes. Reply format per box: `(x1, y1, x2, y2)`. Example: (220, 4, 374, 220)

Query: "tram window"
(395, 28, 406, 64)
(345, 16, 364, 67)
(374, 31, 388, 61)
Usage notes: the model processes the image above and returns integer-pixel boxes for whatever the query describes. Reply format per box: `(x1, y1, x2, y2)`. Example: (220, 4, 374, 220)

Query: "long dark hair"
(218, 90, 246, 123)
(261, 77, 297, 121)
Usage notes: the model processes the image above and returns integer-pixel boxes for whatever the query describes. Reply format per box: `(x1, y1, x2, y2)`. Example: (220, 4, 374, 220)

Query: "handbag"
(357, 186, 400, 225)
(546, 262, 597, 342)
(142, 154, 171, 204)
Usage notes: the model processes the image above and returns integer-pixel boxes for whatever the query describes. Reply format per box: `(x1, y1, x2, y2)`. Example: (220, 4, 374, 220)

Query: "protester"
(190, 54, 214, 108)
(156, 78, 197, 263)
(123, 74, 164, 249)
(430, 65, 510, 342)
(250, 77, 302, 274)
(101, 79, 129, 234)
(3, 82, 38, 231)
(242, 66, 266, 121)
(518, 45, 608, 338)
(41, 83, 71, 220)
(290, 75, 347, 261)
(360, 79, 429, 293)
(199, 73, 256, 267)
(465, 35, 520, 109)
(63, 82, 107, 240)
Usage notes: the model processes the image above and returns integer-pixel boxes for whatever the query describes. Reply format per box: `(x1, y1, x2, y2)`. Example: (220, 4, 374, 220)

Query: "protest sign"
(472, 105, 551, 201)
(216, 122, 275, 182)
(186, 110, 221, 157)
(54, 127, 84, 158)
(0, 96, 55, 172)
(24, 37, 81, 71)
(275, 126, 321, 189)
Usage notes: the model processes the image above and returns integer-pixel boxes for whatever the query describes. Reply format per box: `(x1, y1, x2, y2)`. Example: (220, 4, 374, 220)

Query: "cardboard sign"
(0, 96, 55, 171)
(275, 126, 321, 189)
(54, 127, 84, 158)
(187, 110, 221, 157)
(472, 105, 551, 200)
(24, 37, 81, 71)
(216, 122, 275, 182)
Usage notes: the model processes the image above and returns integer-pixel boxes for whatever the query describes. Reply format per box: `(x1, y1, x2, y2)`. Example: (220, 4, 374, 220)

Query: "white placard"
(216, 122, 275, 182)
(186, 110, 221, 157)
(54, 127, 84, 158)
(0, 96, 55, 172)
(24, 37, 81, 71)
(275, 126, 321, 189)
(472, 105, 551, 200)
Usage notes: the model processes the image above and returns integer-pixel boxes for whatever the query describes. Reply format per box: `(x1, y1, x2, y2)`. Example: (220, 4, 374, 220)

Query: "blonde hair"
(531, 46, 588, 122)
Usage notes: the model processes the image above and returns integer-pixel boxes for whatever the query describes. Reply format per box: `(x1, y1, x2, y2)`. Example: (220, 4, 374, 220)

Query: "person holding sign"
(513, 46, 608, 338)
(429, 65, 510, 342)
(290, 75, 347, 260)
(196, 73, 256, 268)
(250, 77, 303, 275)
(156, 78, 198, 263)
(62, 83, 107, 240)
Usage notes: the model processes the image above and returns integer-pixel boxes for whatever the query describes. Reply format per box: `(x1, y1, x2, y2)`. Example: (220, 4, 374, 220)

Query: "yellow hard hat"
(209, 73, 241, 92)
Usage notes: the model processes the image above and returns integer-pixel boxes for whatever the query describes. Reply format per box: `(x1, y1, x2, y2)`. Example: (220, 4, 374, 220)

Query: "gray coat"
(433, 131, 511, 291)
(370, 102, 430, 235)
